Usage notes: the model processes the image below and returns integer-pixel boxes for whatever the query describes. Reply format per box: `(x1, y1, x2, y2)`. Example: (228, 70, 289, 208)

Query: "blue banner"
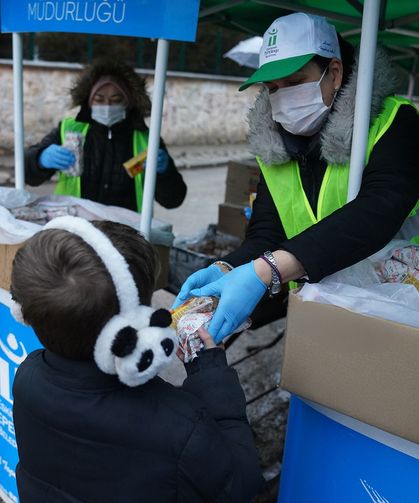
(0, 303, 43, 503)
(0, 0, 200, 42)
(279, 396, 419, 503)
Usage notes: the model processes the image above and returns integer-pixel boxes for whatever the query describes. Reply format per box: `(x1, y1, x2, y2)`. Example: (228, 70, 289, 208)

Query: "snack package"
(63, 132, 85, 177)
(172, 296, 251, 362)
(375, 245, 419, 290)
(123, 150, 147, 178)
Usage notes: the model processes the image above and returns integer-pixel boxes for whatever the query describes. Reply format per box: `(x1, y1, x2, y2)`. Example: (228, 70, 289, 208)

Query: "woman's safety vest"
(258, 96, 419, 244)
(55, 117, 149, 212)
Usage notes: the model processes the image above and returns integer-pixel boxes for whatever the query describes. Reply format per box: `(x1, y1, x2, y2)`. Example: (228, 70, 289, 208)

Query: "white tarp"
(0, 189, 173, 246)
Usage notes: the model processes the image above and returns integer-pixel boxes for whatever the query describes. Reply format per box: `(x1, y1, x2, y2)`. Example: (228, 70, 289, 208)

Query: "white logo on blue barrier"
(361, 479, 391, 503)
(0, 332, 28, 406)
(0, 302, 43, 502)
(0, 334, 27, 366)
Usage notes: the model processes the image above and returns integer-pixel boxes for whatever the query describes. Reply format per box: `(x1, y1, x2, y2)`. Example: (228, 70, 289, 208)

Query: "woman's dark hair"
(11, 221, 159, 361)
(312, 33, 355, 87)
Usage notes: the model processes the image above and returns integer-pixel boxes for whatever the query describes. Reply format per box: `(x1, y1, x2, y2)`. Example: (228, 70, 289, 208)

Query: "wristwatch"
(263, 251, 282, 296)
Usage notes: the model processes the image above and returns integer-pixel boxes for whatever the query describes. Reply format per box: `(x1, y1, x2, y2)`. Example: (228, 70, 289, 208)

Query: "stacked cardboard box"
(218, 160, 259, 239)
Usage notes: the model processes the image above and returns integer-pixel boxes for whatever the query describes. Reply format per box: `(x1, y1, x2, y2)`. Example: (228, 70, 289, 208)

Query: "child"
(11, 217, 265, 503)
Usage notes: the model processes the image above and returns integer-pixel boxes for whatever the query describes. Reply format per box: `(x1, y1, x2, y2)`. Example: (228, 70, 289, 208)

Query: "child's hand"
(197, 327, 225, 350)
(176, 327, 224, 362)
(197, 327, 217, 349)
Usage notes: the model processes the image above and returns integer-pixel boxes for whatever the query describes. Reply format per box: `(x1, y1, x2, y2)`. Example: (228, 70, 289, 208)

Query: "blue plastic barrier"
(278, 395, 419, 503)
(0, 297, 42, 503)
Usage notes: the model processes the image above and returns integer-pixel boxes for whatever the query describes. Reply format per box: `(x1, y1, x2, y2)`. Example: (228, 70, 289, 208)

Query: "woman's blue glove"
(190, 261, 267, 343)
(172, 264, 225, 309)
(39, 145, 75, 170)
(144, 149, 169, 174)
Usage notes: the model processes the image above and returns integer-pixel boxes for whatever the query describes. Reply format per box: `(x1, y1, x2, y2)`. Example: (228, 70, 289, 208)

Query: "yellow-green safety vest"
(259, 96, 419, 243)
(258, 96, 418, 289)
(55, 117, 149, 212)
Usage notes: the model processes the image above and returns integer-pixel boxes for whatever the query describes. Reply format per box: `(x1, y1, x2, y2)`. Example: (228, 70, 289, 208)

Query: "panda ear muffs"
(44, 217, 177, 387)
(94, 306, 177, 387)
(9, 299, 28, 326)
(150, 308, 172, 328)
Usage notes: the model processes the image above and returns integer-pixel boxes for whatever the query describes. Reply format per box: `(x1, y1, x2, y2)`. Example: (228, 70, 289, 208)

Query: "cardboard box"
(224, 160, 259, 205)
(218, 202, 247, 240)
(0, 242, 168, 292)
(281, 290, 419, 444)
(0, 243, 23, 291)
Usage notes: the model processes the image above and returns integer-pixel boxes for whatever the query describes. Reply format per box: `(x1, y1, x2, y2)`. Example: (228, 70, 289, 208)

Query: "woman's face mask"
(268, 67, 332, 136)
(91, 105, 126, 127)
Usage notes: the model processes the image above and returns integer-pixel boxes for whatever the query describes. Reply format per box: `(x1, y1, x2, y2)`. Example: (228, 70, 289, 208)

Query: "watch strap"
(260, 251, 282, 296)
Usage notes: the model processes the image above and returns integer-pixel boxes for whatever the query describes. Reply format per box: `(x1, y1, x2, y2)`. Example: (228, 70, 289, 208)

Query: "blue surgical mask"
(91, 105, 126, 127)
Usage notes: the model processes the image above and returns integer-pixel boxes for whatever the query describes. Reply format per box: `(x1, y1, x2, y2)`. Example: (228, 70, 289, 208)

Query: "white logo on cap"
(319, 40, 335, 55)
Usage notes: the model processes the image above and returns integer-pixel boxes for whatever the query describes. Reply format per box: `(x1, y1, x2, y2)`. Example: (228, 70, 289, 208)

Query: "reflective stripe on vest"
(56, 117, 149, 212)
(259, 96, 418, 243)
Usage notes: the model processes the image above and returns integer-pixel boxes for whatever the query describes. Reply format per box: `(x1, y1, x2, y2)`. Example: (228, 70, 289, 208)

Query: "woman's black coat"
(24, 112, 186, 211)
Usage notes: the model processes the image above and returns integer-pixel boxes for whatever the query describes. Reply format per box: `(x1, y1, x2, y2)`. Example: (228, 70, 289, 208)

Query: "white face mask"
(269, 68, 332, 136)
(91, 105, 126, 127)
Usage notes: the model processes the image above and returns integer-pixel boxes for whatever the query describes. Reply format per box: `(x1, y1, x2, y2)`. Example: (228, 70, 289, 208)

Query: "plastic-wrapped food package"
(374, 245, 419, 290)
(172, 296, 250, 362)
(63, 131, 85, 177)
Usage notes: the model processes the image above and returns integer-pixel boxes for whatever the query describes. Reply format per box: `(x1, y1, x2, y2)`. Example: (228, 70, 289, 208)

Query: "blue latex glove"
(144, 149, 169, 174)
(190, 261, 267, 343)
(39, 145, 75, 170)
(243, 206, 252, 220)
(172, 264, 225, 309)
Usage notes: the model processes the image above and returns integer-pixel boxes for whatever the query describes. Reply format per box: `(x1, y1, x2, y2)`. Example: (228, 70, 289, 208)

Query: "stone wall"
(0, 61, 259, 153)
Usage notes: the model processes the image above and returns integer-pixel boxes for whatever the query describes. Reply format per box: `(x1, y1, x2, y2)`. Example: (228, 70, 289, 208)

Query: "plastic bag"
(0, 189, 174, 247)
(299, 240, 419, 328)
(0, 187, 38, 209)
(300, 281, 419, 328)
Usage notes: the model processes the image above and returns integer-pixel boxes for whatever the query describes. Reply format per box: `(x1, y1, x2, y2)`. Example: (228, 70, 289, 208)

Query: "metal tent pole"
(347, 0, 381, 202)
(12, 32, 25, 190)
(407, 74, 415, 99)
(140, 38, 170, 240)
(406, 56, 417, 99)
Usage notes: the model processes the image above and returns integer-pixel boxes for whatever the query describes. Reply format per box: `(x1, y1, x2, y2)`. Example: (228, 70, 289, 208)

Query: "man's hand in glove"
(172, 264, 225, 309)
(190, 262, 267, 343)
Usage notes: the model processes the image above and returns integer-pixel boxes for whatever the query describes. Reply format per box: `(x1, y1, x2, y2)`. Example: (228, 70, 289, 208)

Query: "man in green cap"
(174, 12, 419, 343)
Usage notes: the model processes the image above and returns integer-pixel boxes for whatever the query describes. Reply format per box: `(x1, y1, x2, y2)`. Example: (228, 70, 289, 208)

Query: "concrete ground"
(0, 146, 289, 502)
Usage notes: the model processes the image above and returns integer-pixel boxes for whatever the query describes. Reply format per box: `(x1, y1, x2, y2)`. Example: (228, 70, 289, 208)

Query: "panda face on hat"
(95, 306, 177, 387)
(43, 216, 178, 387)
